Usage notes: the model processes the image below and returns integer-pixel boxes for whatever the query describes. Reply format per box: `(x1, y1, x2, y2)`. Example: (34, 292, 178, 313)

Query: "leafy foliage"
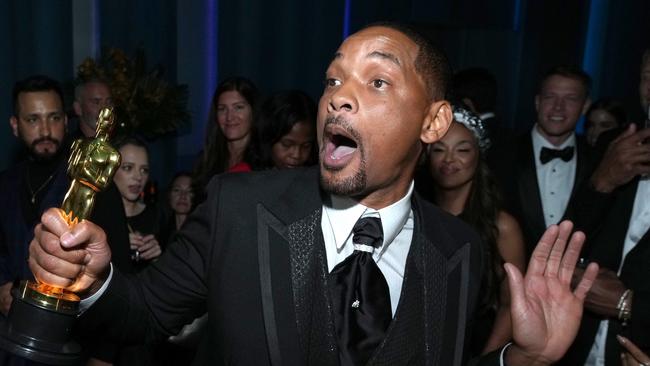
(76, 48, 190, 138)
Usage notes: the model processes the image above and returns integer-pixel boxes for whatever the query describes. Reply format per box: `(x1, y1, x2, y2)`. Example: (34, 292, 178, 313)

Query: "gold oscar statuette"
(0, 107, 121, 364)
(23, 106, 121, 310)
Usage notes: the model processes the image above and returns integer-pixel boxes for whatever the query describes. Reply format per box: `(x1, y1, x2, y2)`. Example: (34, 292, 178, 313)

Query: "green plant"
(76, 48, 190, 138)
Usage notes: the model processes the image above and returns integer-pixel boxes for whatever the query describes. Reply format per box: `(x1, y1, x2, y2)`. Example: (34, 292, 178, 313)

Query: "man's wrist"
(504, 344, 552, 366)
(590, 174, 616, 193)
(76, 267, 110, 299)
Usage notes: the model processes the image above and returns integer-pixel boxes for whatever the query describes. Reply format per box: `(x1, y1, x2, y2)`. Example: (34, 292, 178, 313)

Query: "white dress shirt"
(585, 178, 650, 366)
(531, 126, 577, 227)
(322, 182, 414, 316)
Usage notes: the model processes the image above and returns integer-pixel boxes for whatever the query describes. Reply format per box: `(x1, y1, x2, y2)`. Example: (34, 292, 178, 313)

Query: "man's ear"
(9, 116, 18, 137)
(534, 94, 540, 112)
(421, 100, 452, 144)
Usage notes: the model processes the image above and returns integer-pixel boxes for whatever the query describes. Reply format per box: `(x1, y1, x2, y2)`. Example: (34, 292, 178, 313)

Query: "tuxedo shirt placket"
(531, 126, 576, 227)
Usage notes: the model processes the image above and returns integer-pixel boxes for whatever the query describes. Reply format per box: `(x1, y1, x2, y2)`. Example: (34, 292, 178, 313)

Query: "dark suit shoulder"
(0, 161, 25, 185)
(205, 167, 322, 223)
(413, 194, 483, 259)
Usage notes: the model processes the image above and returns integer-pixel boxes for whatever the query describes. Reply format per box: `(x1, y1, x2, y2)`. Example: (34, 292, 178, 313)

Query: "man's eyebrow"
(367, 51, 400, 67)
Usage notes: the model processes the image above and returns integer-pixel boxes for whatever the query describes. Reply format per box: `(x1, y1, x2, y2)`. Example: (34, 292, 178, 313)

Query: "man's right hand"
(28, 208, 112, 295)
(573, 267, 627, 318)
(590, 124, 650, 193)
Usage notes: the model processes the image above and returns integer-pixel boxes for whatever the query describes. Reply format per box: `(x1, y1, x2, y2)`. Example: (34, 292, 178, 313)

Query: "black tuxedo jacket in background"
(81, 167, 504, 365)
(489, 133, 597, 257)
(558, 177, 650, 366)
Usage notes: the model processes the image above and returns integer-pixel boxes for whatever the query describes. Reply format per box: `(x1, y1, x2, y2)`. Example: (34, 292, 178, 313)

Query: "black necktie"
(329, 217, 392, 366)
(540, 146, 574, 164)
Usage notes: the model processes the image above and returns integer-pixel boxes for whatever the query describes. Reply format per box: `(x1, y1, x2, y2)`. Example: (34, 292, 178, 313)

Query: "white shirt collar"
(323, 182, 414, 253)
(531, 124, 576, 158)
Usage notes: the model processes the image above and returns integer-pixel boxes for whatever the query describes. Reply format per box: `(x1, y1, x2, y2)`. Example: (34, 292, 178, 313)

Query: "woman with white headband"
(417, 105, 527, 356)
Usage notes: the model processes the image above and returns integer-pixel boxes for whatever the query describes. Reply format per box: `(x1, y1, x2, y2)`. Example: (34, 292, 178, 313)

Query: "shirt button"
(550, 192, 555, 195)
(550, 214, 555, 218)
(552, 169, 556, 173)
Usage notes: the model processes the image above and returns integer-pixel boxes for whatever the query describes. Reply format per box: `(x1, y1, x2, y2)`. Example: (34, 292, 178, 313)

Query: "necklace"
(25, 166, 55, 205)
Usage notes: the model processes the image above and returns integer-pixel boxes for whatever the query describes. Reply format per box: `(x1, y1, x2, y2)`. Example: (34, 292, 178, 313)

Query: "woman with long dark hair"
(416, 106, 526, 355)
(192, 77, 260, 199)
(584, 97, 627, 146)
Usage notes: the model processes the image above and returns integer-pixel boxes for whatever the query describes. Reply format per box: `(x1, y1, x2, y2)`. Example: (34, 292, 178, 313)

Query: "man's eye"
(324, 78, 341, 88)
(372, 79, 388, 88)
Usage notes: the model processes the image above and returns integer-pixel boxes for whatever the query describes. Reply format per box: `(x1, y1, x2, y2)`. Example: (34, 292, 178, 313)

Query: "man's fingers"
(574, 262, 599, 300)
(528, 224, 559, 276)
(61, 220, 107, 250)
(504, 262, 526, 312)
(29, 258, 76, 289)
(613, 124, 637, 144)
(40, 208, 72, 237)
(559, 230, 585, 285)
(634, 126, 650, 142)
(29, 240, 84, 282)
(30, 229, 84, 267)
(544, 221, 573, 278)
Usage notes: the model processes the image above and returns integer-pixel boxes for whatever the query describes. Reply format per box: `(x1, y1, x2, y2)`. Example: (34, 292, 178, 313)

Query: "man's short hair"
(538, 65, 592, 97)
(363, 22, 451, 101)
(451, 68, 498, 113)
(12, 75, 65, 116)
(74, 78, 110, 101)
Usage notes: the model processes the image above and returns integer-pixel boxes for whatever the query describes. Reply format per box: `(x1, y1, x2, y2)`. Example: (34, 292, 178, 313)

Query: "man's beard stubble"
(28, 136, 61, 162)
(319, 115, 368, 197)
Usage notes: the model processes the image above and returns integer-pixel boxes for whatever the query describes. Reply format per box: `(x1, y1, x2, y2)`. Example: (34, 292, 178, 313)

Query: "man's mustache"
(31, 137, 60, 149)
(322, 115, 362, 147)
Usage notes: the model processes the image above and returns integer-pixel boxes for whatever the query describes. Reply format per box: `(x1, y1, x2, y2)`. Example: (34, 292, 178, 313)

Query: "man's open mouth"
(322, 123, 359, 169)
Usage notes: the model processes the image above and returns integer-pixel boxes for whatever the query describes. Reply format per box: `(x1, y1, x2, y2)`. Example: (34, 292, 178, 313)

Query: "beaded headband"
(452, 105, 491, 152)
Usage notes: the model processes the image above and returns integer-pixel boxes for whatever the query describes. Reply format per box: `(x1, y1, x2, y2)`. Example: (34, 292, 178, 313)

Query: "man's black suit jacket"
(558, 178, 650, 366)
(489, 132, 596, 257)
(81, 167, 504, 365)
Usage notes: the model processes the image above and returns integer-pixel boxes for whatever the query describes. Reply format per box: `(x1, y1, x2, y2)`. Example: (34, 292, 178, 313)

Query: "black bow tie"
(540, 146, 574, 164)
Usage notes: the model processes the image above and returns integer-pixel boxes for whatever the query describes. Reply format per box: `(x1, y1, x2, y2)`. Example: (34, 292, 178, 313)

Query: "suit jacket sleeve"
(79, 175, 220, 344)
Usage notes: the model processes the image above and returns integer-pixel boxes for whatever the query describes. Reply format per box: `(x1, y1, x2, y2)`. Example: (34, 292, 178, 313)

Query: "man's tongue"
(331, 145, 356, 159)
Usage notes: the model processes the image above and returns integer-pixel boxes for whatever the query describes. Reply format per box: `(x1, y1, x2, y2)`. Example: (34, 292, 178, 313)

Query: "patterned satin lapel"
(287, 209, 339, 365)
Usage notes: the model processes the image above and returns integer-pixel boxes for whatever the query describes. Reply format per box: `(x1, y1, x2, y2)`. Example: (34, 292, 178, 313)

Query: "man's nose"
(327, 84, 358, 114)
(39, 120, 51, 137)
